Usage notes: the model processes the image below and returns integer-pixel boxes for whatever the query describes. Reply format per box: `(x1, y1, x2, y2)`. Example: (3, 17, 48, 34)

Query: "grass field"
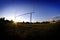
(0, 20, 60, 40)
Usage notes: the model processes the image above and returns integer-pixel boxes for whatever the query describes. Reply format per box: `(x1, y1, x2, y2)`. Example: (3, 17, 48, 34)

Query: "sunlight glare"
(13, 19, 17, 24)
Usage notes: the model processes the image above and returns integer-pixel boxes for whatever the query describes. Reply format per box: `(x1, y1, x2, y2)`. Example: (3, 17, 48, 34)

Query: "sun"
(14, 19, 17, 22)
(14, 20, 17, 23)
(13, 19, 17, 23)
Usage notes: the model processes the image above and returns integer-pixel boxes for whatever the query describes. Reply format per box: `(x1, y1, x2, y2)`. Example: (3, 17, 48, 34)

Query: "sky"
(0, 0, 60, 22)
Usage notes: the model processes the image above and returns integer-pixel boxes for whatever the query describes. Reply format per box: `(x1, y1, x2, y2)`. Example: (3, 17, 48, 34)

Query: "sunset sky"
(0, 0, 60, 22)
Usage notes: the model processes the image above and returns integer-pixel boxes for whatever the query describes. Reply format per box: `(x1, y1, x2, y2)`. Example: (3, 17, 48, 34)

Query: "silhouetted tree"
(0, 17, 5, 22)
(23, 21, 25, 23)
(26, 22, 29, 24)
(52, 20, 56, 22)
(41, 21, 50, 24)
(36, 22, 40, 24)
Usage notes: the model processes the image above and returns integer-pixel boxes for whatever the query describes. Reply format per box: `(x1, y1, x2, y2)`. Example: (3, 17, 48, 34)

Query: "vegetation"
(0, 18, 60, 40)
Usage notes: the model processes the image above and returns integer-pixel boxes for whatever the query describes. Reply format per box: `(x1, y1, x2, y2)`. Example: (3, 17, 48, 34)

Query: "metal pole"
(15, 12, 35, 23)
(30, 13, 32, 23)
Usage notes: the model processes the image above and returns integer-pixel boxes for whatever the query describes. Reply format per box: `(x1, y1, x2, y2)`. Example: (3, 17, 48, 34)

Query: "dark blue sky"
(0, 0, 60, 22)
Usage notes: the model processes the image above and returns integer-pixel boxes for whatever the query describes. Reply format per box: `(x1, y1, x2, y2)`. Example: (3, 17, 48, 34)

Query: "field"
(0, 20, 60, 40)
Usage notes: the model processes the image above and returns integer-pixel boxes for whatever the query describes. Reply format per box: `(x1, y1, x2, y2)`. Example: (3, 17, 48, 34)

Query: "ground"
(0, 21, 60, 40)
